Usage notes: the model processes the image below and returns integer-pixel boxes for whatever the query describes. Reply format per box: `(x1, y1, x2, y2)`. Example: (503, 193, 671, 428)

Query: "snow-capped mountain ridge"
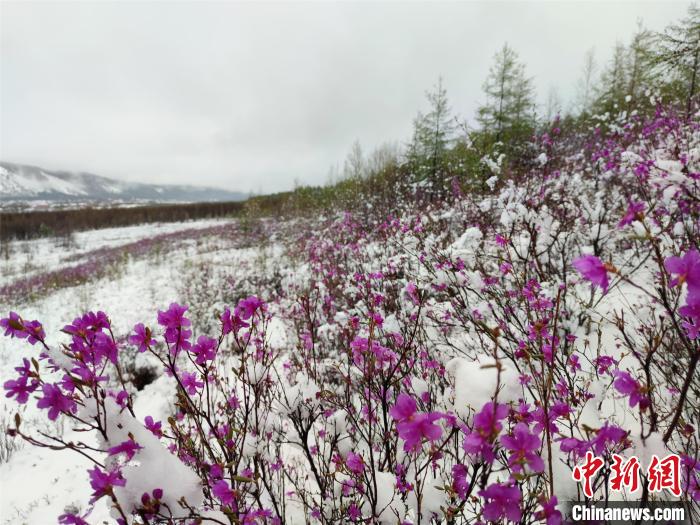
(0, 161, 247, 204)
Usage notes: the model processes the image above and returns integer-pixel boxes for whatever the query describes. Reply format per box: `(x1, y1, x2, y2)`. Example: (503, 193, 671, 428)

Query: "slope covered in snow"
(0, 162, 247, 205)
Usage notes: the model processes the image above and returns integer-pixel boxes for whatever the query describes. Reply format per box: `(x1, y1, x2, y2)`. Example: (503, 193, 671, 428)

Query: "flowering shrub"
(2, 105, 699, 523)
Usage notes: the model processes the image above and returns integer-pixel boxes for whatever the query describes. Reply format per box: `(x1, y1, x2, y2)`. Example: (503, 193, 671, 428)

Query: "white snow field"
(0, 218, 289, 523)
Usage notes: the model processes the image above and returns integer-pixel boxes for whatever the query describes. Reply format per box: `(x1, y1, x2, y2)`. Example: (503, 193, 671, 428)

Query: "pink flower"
(212, 478, 235, 506)
(108, 438, 143, 461)
(347, 503, 362, 521)
(36, 383, 76, 420)
(235, 296, 265, 320)
(590, 422, 628, 455)
(93, 332, 118, 364)
(573, 254, 610, 292)
(88, 466, 126, 503)
(679, 303, 700, 339)
(350, 337, 397, 368)
(221, 307, 249, 335)
(452, 464, 469, 499)
(618, 200, 645, 227)
(3, 358, 38, 404)
(191, 335, 217, 365)
(144, 416, 162, 437)
(389, 393, 443, 452)
(181, 371, 204, 395)
(0, 312, 26, 339)
(463, 402, 508, 463)
(128, 323, 156, 352)
(345, 452, 365, 475)
(58, 513, 90, 525)
(665, 250, 700, 304)
(479, 481, 522, 522)
(613, 370, 649, 409)
(0, 312, 45, 344)
(500, 422, 544, 473)
(157, 303, 192, 352)
(535, 495, 563, 525)
(4, 376, 37, 404)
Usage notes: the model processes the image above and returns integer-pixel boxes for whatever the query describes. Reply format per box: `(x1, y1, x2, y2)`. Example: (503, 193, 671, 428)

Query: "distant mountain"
(0, 161, 247, 206)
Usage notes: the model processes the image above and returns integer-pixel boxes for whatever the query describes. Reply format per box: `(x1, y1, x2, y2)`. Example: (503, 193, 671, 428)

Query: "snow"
(0, 218, 250, 523)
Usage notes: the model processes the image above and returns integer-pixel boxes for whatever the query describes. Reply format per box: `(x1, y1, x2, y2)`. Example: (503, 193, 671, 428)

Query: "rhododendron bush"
(2, 105, 699, 524)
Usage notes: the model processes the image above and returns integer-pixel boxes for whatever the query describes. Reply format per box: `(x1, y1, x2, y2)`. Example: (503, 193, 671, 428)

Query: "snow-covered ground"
(0, 218, 233, 288)
(0, 218, 286, 523)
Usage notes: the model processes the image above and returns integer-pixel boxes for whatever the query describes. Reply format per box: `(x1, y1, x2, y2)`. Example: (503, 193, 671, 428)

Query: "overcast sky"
(0, 1, 691, 194)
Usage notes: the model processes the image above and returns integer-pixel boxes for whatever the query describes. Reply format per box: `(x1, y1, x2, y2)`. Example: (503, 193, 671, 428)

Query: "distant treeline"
(1, 201, 247, 240)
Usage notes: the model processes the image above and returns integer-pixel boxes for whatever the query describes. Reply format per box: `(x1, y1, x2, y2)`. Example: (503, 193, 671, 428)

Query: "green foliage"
(408, 77, 456, 189)
(477, 44, 535, 151)
(653, 3, 700, 115)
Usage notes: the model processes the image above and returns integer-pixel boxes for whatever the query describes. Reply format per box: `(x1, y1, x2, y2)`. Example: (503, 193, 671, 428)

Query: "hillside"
(0, 161, 247, 207)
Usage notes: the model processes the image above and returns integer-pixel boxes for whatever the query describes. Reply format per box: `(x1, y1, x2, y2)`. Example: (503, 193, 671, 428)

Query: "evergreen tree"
(626, 22, 655, 103)
(654, 3, 700, 116)
(595, 41, 628, 112)
(411, 77, 455, 182)
(477, 43, 535, 145)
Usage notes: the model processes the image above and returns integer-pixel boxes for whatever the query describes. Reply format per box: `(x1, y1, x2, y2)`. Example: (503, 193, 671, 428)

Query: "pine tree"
(654, 3, 700, 116)
(411, 77, 455, 182)
(626, 22, 655, 103)
(477, 43, 535, 145)
(596, 41, 628, 112)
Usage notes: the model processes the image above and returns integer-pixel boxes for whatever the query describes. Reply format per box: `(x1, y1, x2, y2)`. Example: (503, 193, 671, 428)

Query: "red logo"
(573, 453, 680, 497)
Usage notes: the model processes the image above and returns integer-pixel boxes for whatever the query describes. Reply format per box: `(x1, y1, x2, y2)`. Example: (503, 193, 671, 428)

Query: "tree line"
(318, 5, 699, 201)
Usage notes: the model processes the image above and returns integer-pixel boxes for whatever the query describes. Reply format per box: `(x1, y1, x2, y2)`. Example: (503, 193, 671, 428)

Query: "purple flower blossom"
(463, 402, 508, 463)
(594, 355, 617, 374)
(221, 306, 249, 335)
(573, 254, 610, 292)
(452, 464, 469, 499)
(613, 370, 649, 409)
(144, 416, 163, 437)
(36, 383, 76, 420)
(0, 312, 26, 339)
(535, 495, 563, 525)
(347, 503, 362, 521)
(3, 358, 38, 404)
(23, 320, 46, 345)
(157, 303, 192, 352)
(128, 323, 156, 352)
(618, 200, 645, 227)
(500, 422, 544, 473)
(345, 452, 365, 475)
(679, 303, 700, 339)
(389, 393, 443, 452)
(88, 466, 126, 503)
(191, 335, 217, 365)
(211, 478, 235, 506)
(108, 438, 143, 461)
(479, 481, 522, 522)
(235, 296, 264, 320)
(93, 332, 119, 364)
(590, 422, 629, 455)
(0, 312, 45, 344)
(665, 249, 700, 305)
(181, 371, 204, 395)
(58, 513, 90, 525)
(3, 376, 38, 404)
